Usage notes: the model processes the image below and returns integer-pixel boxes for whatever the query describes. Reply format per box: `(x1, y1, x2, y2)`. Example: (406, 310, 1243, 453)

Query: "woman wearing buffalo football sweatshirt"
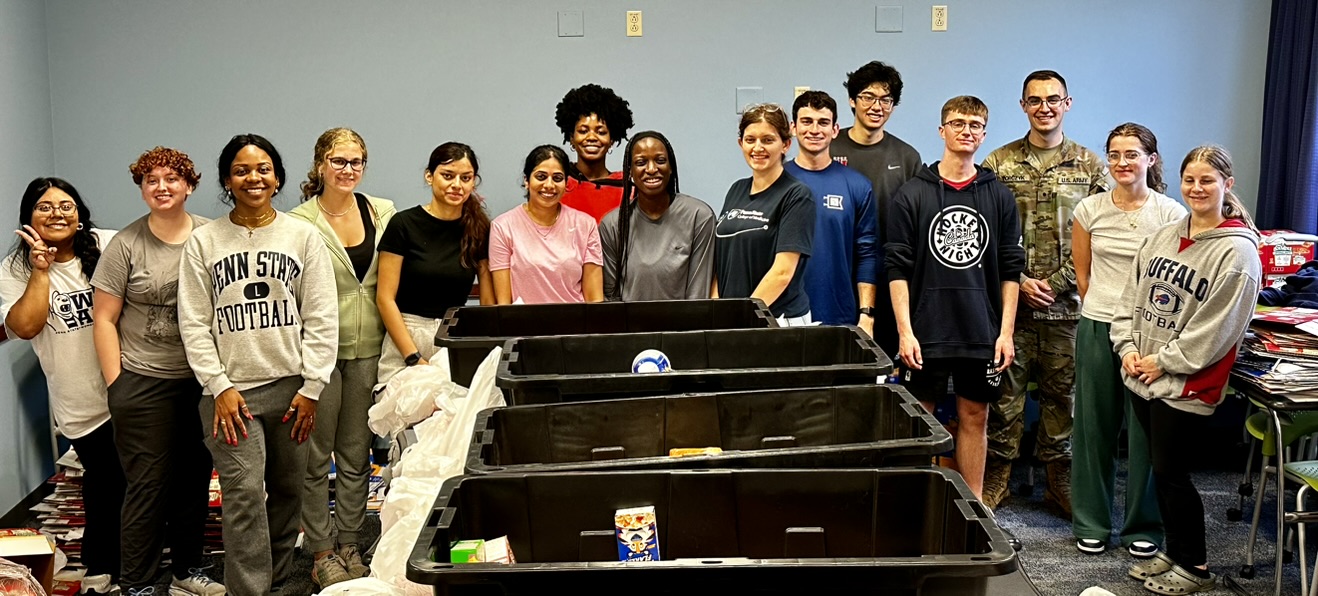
(1112, 145, 1260, 595)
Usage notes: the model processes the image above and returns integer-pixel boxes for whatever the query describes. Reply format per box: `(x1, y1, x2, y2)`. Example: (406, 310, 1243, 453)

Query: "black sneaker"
(1076, 538, 1107, 554)
(1128, 540, 1159, 559)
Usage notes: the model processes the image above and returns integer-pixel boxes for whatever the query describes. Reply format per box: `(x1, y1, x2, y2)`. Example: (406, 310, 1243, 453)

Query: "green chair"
(1238, 406, 1318, 581)
(1282, 460, 1318, 596)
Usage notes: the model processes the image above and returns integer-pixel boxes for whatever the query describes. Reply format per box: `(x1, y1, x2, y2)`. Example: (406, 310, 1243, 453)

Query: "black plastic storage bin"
(466, 384, 949, 474)
(407, 468, 1017, 595)
(435, 299, 776, 387)
(496, 326, 892, 405)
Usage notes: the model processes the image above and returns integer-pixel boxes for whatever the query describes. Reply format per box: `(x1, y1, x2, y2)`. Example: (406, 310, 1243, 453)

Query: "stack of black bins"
(409, 300, 1018, 595)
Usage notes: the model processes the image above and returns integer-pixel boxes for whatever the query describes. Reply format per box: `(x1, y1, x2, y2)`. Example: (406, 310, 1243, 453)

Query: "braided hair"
(611, 131, 679, 301)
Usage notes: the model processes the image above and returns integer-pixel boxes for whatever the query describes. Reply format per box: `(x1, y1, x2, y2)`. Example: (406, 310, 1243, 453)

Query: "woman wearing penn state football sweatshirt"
(1111, 145, 1260, 594)
(178, 134, 338, 596)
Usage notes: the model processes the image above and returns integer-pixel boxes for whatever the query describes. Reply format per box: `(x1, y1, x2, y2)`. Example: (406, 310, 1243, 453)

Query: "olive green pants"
(989, 318, 1075, 463)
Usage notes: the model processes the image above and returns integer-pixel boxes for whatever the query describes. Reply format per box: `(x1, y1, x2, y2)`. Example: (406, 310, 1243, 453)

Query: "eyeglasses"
(1107, 151, 1147, 164)
(942, 120, 986, 133)
(1023, 96, 1069, 109)
(854, 94, 895, 109)
(328, 157, 366, 171)
(742, 103, 783, 115)
(34, 202, 77, 215)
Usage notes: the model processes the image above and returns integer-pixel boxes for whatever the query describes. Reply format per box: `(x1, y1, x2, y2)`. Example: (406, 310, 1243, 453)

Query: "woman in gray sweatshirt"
(178, 134, 338, 596)
(1111, 145, 1261, 594)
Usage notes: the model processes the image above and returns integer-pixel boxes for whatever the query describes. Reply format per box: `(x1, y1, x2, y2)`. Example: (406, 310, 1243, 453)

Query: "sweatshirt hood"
(915, 162, 1000, 186)
(1179, 215, 1260, 247)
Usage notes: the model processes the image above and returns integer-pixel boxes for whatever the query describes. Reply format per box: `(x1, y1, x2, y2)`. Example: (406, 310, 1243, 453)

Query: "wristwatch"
(404, 352, 422, 366)
(858, 307, 874, 317)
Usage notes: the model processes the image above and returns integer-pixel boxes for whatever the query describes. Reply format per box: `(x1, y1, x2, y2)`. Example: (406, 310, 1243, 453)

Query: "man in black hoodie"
(886, 95, 1026, 500)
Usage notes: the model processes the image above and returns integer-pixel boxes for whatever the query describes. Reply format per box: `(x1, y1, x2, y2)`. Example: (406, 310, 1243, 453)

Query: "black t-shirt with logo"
(714, 172, 815, 318)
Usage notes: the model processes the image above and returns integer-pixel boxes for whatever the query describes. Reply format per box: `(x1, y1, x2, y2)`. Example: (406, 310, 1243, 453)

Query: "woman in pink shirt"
(489, 145, 604, 304)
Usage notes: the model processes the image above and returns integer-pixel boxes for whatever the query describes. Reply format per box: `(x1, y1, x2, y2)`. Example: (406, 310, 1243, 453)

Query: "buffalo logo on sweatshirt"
(1148, 283, 1185, 316)
(928, 205, 989, 270)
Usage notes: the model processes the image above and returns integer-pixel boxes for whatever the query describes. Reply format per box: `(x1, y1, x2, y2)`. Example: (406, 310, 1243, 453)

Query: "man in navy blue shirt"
(785, 91, 878, 336)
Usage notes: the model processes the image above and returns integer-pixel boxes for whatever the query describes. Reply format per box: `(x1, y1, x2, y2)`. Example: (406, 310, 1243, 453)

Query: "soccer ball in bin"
(631, 349, 672, 373)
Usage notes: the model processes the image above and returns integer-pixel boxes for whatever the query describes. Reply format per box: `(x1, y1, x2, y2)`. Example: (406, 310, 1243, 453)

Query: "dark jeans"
(67, 420, 125, 581)
(1129, 394, 1209, 567)
(108, 369, 212, 588)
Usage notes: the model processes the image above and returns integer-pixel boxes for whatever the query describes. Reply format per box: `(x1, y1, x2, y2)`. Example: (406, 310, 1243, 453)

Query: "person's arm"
(686, 207, 716, 299)
(995, 280, 1020, 371)
(91, 290, 125, 385)
(488, 218, 514, 305)
(889, 279, 920, 370)
(376, 251, 426, 365)
(3, 227, 56, 339)
(582, 263, 604, 303)
(1153, 269, 1260, 376)
(176, 235, 250, 444)
(1072, 218, 1092, 300)
(750, 252, 801, 307)
(493, 270, 513, 305)
(854, 183, 878, 336)
(288, 235, 339, 443)
(476, 260, 494, 305)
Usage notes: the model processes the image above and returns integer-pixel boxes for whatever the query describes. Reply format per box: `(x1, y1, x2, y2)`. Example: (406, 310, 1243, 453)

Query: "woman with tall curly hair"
(490, 145, 603, 304)
(601, 131, 715, 300)
(376, 141, 491, 385)
(91, 147, 224, 595)
(178, 133, 338, 596)
(289, 128, 395, 588)
(1, 178, 124, 593)
(555, 83, 635, 223)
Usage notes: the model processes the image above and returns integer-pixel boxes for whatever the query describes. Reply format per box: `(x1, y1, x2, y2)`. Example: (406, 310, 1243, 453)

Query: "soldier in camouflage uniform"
(980, 70, 1109, 516)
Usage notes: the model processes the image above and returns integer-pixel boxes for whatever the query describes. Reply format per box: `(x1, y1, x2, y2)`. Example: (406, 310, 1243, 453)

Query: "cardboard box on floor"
(0, 529, 57, 594)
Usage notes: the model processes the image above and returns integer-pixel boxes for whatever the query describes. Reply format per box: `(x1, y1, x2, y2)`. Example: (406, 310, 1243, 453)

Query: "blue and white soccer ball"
(631, 349, 672, 374)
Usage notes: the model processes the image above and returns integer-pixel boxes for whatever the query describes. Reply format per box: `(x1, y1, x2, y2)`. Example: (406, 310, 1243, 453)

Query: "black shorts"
(901, 357, 1005, 404)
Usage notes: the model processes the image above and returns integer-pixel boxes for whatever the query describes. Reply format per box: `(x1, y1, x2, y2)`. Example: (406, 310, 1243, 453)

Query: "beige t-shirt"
(91, 213, 209, 378)
(1074, 190, 1187, 321)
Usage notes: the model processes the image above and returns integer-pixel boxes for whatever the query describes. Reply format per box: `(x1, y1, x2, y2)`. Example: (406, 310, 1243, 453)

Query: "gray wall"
(43, 0, 1269, 227)
(0, 0, 1274, 512)
(0, 0, 57, 514)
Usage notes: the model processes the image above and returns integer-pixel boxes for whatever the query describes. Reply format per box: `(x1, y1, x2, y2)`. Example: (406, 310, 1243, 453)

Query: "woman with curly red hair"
(90, 146, 224, 595)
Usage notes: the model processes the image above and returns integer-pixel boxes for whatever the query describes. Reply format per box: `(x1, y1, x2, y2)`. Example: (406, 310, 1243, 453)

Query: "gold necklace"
(229, 209, 277, 237)
(317, 196, 354, 217)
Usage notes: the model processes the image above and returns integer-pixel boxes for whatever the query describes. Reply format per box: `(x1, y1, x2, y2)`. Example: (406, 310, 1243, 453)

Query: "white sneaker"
(169, 568, 226, 596)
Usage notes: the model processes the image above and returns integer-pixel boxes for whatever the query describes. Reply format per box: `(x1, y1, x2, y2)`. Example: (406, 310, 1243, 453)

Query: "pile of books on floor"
(1233, 306, 1318, 400)
(30, 449, 86, 572)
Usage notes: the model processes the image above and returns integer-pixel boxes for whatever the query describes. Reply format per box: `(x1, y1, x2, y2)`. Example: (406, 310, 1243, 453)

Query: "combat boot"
(982, 458, 1012, 509)
(1044, 460, 1073, 519)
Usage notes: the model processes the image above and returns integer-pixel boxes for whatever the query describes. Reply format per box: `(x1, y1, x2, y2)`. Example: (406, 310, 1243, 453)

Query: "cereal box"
(615, 506, 660, 562)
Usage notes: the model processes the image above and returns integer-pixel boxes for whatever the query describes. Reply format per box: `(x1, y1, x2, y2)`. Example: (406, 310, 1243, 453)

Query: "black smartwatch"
(858, 307, 874, 317)
(404, 352, 422, 366)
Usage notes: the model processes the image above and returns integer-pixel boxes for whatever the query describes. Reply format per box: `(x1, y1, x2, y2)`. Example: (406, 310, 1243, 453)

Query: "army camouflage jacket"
(983, 135, 1109, 320)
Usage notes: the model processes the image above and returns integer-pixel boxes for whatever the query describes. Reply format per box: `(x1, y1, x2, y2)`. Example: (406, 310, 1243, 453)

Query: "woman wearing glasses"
(1, 178, 124, 593)
(178, 134, 338, 596)
(555, 83, 635, 223)
(490, 145, 603, 304)
(1071, 123, 1185, 559)
(376, 142, 492, 385)
(90, 147, 224, 596)
(601, 131, 715, 301)
(712, 104, 815, 324)
(288, 128, 395, 588)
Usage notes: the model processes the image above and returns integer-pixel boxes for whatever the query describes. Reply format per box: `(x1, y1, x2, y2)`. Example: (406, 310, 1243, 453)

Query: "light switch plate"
(736, 87, 764, 114)
(558, 10, 584, 37)
(875, 6, 903, 32)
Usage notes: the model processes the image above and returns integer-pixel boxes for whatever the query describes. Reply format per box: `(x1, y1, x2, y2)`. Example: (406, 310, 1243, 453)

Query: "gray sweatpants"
(200, 376, 307, 596)
(301, 357, 377, 553)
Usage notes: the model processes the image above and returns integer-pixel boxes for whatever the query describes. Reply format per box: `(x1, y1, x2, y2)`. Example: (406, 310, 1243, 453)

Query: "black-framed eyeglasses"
(1023, 96, 1069, 109)
(34, 202, 77, 215)
(942, 120, 986, 133)
(328, 157, 366, 171)
(855, 93, 895, 109)
(1107, 151, 1146, 164)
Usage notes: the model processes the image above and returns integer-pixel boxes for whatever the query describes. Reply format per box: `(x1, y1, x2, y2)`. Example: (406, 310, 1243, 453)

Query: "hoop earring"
(76, 223, 85, 230)
(608, 147, 615, 155)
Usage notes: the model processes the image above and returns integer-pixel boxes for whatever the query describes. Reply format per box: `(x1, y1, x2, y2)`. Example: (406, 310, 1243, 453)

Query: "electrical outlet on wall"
(626, 11, 642, 37)
(932, 5, 947, 31)
(794, 86, 810, 98)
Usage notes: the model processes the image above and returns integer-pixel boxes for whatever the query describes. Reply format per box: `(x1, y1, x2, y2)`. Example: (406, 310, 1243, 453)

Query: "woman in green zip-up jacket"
(288, 128, 396, 589)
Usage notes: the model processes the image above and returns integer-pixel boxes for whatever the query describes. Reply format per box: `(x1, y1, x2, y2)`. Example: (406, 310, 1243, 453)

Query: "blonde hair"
(1180, 145, 1257, 232)
(300, 127, 367, 200)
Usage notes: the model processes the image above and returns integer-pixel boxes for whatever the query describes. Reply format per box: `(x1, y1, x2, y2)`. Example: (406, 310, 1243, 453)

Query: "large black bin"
(435, 299, 776, 387)
(406, 468, 1017, 595)
(465, 384, 949, 474)
(495, 326, 892, 405)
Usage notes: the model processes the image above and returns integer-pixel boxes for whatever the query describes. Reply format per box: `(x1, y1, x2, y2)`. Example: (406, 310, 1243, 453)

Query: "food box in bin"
(1259, 230, 1318, 275)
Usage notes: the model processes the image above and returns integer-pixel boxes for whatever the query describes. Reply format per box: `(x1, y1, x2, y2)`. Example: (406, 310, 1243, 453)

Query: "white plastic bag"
(314, 576, 405, 595)
(369, 352, 460, 437)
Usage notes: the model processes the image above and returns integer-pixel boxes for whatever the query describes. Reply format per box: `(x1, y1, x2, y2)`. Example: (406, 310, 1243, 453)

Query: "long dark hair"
(427, 142, 490, 270)
(10, 177, 102, 280)
(611, 131, 680, 301)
